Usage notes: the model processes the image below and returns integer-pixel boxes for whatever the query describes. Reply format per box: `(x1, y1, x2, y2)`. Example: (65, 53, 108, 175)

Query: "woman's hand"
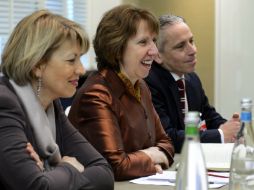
(140, 146, 169, 171)
(155, 164, 163, 174)
(27, 143, 84, 173)
(62, 156, 84, 173)
(26, 142, 44, 171)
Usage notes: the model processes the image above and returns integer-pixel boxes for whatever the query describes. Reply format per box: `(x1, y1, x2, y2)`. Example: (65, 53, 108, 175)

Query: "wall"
(86, 0, 122, 69)
(215, 0, 254, 118)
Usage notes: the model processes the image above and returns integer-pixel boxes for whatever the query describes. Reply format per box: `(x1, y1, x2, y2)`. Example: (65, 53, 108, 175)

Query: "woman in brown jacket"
(68, 4, 175, 181)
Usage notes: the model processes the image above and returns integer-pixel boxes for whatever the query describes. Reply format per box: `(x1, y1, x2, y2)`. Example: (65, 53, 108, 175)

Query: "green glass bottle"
(175, 111, 208, 190)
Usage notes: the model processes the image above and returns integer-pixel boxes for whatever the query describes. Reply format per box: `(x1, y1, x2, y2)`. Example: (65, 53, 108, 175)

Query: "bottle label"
(186, 123, 198, 135)
(241, 112, 252, 121)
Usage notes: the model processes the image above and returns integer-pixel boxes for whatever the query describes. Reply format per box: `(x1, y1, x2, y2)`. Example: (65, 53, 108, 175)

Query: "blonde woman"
(0, 10, 114, 190)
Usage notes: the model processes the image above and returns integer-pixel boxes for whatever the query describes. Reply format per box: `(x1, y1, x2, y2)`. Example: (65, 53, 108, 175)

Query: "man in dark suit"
(145, 15, 240, 153)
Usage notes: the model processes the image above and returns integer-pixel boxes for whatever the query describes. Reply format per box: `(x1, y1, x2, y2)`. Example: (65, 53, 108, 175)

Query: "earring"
(36, 77, 42, 97)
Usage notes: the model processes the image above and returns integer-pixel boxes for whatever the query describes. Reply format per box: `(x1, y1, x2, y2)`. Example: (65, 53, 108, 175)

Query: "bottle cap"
(241, 98, 252, 110)
(184, 111, 200, 125)
(185, 111, 200, 136)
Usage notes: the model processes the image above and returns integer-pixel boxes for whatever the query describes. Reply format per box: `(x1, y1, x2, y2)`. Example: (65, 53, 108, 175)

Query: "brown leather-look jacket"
(69, 69, 174, 181)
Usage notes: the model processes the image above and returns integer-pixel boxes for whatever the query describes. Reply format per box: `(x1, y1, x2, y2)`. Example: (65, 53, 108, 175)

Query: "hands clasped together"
(26, 143, 84, 173)
(140, 146, 169, 173)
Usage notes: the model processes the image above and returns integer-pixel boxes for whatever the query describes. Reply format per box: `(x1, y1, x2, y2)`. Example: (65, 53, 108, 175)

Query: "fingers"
(140, 147, 159, 163)
(219, 121, 241, 143)
(26, 143, 39, 161)
(26, 142, 33, 152)
(231, 113, 240, 122)
(36, 160, 45, 171)
(231, 136, 236, 143)
(232, 112, 240, 119)
(159, 151, 169, 168)
(141, 147, 169, 169)
(62, 156, 84, 173)
(155, 164, 163, 174)
(26, 143, 45, 171)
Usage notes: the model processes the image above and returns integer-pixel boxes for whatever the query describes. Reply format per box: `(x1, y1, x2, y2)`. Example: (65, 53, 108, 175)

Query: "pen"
(209, 181, 228, 185)
(168, 179, 175, 183)
(208, 173, 229, 178)
(167, 179, 228, 185)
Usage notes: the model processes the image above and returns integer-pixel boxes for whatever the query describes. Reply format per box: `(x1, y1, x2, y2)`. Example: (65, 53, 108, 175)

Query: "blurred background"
(1, 0, 254, 119)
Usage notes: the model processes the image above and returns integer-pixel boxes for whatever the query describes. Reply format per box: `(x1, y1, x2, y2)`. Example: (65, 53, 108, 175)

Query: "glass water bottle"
(175, 111, 208, 190)
(229, 98, 254, 190)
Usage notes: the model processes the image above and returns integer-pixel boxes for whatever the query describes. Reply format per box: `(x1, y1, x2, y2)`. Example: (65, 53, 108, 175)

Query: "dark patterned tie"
(177, 79, 186, 119)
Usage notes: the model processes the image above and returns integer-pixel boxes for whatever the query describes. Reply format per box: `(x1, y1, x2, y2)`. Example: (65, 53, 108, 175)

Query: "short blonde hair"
(1, 9, 89, 85)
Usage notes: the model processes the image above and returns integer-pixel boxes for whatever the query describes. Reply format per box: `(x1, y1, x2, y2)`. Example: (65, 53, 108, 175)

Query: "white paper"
(201, 143, 234, 171)
(129, 171, 229, 189)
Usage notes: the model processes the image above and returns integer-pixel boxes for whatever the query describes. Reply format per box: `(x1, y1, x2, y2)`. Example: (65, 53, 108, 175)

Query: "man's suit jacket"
(145, 63, 226, 153)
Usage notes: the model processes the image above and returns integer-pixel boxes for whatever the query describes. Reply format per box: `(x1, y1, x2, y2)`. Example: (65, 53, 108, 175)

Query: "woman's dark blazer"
(0, 76, 114, 190)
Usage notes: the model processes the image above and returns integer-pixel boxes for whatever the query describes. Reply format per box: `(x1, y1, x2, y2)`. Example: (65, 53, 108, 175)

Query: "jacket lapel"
(100, 69, 126, 99)
(155, 65, 185, 128)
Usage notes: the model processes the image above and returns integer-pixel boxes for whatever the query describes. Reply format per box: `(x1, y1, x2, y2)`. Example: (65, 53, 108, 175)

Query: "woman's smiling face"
(120, 20, 158, 85)
(34, 40, 85, 104)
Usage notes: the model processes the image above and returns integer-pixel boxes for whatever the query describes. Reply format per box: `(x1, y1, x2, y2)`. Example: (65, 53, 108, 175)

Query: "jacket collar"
(100, 69, 126, 99)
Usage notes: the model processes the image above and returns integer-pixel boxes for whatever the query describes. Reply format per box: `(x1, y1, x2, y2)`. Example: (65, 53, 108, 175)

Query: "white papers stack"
(130, 143, 234, 188)
(201, 143, 234, 171)
(130, 171, 229, 189)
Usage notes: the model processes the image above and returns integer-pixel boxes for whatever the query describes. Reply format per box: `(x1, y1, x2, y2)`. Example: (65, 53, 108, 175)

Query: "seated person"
(145, 14, 240, 153)
(68, 4, 175, 181)
(0, 10, 114, 190)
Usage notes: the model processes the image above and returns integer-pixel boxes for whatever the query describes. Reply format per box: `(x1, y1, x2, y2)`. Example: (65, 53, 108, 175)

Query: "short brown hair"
(1, 9, 89, 85)
(93, 4, 159, 71)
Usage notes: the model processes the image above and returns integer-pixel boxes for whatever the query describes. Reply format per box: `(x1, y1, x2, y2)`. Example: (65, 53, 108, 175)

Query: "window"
(0, 0, 90, 68)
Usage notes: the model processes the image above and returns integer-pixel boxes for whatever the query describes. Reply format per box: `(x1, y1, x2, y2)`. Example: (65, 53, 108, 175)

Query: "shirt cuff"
(218, 128, 224, 143)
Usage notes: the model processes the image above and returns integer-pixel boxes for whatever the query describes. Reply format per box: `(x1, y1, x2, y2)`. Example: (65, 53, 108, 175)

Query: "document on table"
(129, 171, 229, 189)
(201, 143, 234, 171)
